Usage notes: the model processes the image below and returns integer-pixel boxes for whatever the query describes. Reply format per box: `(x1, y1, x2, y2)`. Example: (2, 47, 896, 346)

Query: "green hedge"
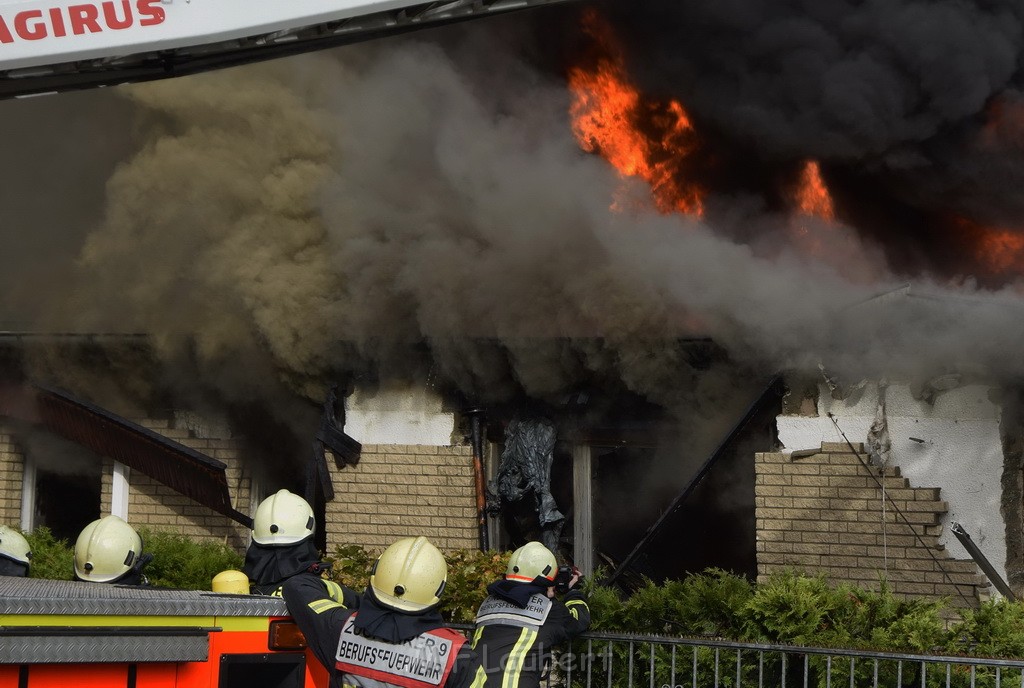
(571, 568, 1024, 688)
(322, 548, 1024, 660)
(24, 527, 75, 581)
(23, 526, 242, 589)
(18, 530, 1024, 665)
(138, 529, 243, 589)
(583, 567, 1019, 653)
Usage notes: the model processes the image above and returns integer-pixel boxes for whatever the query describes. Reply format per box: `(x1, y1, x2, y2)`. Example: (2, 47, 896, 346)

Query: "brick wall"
(3, 418, 478, 557)
(0, 423, 23, 526)
(325, 444, 478, 554)
(756, 442, 987, 608)
(100, 419, 253, 553)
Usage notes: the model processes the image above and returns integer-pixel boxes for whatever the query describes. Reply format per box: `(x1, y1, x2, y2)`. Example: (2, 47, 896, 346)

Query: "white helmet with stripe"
(505, 541, 557, 584)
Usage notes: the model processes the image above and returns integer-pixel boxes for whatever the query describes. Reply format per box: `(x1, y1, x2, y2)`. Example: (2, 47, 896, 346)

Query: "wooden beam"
(573, 444, 593, 576)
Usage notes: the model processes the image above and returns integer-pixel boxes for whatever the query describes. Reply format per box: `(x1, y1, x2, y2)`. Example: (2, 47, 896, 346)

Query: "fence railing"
(543, 632, 1024, 688)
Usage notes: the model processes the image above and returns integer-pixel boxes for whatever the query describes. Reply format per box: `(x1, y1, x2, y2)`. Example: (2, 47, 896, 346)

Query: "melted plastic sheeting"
(494, 417, 564, 551)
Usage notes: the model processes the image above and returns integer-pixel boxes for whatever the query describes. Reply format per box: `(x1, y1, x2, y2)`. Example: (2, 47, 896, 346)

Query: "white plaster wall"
(344, 384, 455, 446)
(777, 382, 1006, 579)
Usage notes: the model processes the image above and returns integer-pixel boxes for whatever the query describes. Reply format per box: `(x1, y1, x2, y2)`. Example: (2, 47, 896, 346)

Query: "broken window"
(493, 417, 569, 554)
(23, 433, 102, 541)
(33, 464, 101, 541)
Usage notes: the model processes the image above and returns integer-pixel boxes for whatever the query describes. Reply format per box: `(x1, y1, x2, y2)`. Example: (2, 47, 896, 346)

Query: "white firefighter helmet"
(74, 515, 143, 583)
(505, 541, 557, 583)
(370, 536, 447, 612)
(252, 489, 315, 546)
(0, 525, 31, 565)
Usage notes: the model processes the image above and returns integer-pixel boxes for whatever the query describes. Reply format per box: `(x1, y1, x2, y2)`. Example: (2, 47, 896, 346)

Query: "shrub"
(572, 570, 957, 688)
(24, 527, 74, 581)
(23, 527, 1024, 676)
(783, 578, 948, 653)
(138, 528, 243, 590)
(439, 549, 510, 623)
(582, 571, 627, 631)
(948, 599, 1024, 658)
(670, 567, 754, 636)
(324, 543, 374, 591)
(739, 570, 841, 644)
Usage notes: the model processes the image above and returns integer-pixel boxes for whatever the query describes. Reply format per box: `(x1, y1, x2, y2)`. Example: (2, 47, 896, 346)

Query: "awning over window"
(0, 384, 252, 528)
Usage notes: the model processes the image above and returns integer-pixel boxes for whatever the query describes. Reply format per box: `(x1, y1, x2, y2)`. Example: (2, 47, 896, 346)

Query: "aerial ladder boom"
(0, 0, 577, 99)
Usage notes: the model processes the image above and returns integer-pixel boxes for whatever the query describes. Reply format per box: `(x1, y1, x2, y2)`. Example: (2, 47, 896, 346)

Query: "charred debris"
(440, 337, 783, 588)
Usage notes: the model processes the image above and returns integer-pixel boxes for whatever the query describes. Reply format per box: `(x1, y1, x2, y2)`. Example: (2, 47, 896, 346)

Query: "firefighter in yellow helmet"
(74, 515, 152, 585)
(471, 541, 590, 688)
(240, 489, 351, 605)
(0, 525, 31, 577)
(282, 536, 483, 688)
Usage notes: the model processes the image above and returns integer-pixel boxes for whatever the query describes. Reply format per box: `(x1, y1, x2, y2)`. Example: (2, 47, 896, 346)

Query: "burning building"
(0, 0, 1023, 604)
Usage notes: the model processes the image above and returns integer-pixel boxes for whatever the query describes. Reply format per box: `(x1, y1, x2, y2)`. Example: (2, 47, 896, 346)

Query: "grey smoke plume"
(65, 68, 346, 402)
(2, 9, 1024, 423)
(0, 92, 135, 326)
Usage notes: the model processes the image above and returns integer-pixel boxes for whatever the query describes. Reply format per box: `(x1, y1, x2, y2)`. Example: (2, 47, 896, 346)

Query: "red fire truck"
(0, 575, 328, 688)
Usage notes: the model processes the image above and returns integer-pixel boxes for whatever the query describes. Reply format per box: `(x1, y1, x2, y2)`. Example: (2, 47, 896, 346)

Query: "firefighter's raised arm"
(285, 536, 483, 688)
(283, 571, 358, 674)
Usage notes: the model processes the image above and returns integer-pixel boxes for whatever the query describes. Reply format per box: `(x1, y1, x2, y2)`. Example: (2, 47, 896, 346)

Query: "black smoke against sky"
(560, 0, 1024, 279)
(597, 0, 1023, 162)
(2, 4, 1024, 431)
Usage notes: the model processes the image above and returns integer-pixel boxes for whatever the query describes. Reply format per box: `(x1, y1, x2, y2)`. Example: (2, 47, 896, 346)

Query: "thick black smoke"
(593, 0, 1024, 270)
(1, 5, 1024, 438)
(599, 0, 1023, 162)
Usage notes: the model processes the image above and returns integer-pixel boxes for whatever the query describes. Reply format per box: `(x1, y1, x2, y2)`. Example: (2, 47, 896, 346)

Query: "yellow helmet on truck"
(212, 569, 251, 594)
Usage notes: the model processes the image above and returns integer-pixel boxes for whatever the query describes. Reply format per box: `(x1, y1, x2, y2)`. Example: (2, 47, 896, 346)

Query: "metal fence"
(541, 632, 1024, 688)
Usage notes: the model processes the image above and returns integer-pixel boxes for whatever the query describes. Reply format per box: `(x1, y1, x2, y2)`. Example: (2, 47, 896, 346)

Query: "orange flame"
(979, 96, 1024, 151)
(786, 160, 841, 265)
(568, 9, 703, 216)
(955, 216, 1024, 277)
(795, 160, 835, 220)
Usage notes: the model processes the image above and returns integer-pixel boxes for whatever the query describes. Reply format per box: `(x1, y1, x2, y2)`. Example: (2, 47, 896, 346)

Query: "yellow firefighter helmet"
(252, 489, 315, 546)
(74, 515, 143, 583)
(212, 569, 250, 594)
(370, 536, 447, 612)
(505, 541, 557, 583)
